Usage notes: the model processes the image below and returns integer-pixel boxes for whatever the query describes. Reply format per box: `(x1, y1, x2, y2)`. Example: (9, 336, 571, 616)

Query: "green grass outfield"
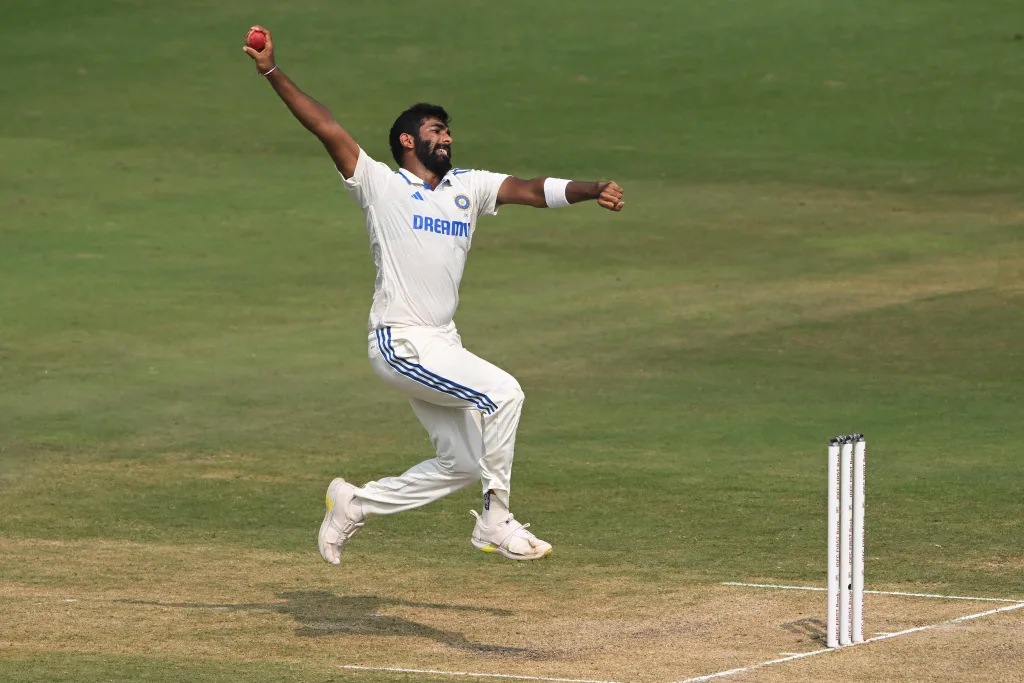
(2, 1, 1023, 681)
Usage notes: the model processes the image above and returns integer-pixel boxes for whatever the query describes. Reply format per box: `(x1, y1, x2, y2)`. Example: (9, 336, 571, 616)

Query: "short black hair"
(389, 103, 450, 165)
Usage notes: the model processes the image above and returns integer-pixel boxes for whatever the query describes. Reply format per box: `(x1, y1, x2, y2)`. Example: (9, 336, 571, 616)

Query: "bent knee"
(441, 459, 480, 477)
(490, 378, 524, 409)
(434, 448, 481, 476)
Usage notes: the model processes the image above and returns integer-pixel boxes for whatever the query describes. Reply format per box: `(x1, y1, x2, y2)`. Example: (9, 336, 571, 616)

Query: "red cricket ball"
(247, 30, 266, 51)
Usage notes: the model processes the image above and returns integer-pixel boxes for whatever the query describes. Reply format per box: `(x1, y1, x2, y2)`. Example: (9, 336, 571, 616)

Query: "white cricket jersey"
(341, 148, 508, 331)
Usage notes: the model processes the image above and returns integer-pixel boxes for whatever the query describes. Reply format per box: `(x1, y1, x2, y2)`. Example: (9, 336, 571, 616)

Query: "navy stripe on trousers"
(375, 328, 498, 414)
(375, 328, 497, 413)
(382, 328, 498, 413)
(380, 328, 497, 413)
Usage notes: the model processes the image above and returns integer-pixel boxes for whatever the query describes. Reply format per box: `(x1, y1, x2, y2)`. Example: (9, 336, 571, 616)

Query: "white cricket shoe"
(318, 478, 364, 565)
(470, 510, 552, 560)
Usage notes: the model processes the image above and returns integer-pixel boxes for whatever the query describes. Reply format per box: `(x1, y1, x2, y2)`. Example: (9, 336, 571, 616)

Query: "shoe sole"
(318, 478, 346, 564)
(471, 537, 552, 561)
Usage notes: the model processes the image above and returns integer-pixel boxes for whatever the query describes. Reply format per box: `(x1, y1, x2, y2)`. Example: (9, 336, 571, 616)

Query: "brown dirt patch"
(2, 539, 1021, 683)
(748, 607, 1024, 683)
(966, 555, 1024, 573)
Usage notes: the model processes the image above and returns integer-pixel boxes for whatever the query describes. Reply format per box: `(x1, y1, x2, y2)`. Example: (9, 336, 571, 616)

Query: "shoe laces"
(334, 516, 364, 538)
(515, 522, 535, 537)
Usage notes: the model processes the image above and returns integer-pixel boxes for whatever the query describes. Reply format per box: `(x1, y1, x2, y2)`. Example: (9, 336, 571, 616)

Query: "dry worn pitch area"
(3, 539, 1022, 683)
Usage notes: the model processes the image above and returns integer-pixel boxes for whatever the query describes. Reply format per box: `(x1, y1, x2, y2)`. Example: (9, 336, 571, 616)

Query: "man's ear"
(400, 132, 416, 151)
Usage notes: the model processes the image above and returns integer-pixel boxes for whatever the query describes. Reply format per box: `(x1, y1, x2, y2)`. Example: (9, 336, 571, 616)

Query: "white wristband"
(543, 178, 572, 208)
(259, 65, 278, 77)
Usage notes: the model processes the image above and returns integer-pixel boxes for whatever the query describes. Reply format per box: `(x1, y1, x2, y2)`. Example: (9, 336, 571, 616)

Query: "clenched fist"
(597, 181, 624, 211)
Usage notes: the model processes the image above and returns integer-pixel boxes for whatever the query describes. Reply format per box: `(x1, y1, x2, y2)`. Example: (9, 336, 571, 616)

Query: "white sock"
(482, 490, 509, 526)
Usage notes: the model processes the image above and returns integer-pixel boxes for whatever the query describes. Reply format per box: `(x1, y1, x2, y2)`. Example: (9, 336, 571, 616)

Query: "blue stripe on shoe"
(374, 328, 498, 414)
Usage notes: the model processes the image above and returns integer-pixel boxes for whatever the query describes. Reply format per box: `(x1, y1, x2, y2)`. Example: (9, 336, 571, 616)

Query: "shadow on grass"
(118, 590, 540, 657)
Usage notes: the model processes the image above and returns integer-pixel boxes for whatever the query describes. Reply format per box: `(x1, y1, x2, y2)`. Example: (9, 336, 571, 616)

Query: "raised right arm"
(243, 26, 360, 178)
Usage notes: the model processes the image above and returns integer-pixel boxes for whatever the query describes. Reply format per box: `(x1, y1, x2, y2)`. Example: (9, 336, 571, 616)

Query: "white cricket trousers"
(353, 323, 524, 516)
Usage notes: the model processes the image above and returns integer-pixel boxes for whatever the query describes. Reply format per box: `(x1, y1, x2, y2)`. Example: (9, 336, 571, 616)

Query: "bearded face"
(414, 135, 452, 177)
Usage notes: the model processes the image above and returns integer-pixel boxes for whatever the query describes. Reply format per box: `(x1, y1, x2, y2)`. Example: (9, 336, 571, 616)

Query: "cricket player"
(243, 27, 624, 563)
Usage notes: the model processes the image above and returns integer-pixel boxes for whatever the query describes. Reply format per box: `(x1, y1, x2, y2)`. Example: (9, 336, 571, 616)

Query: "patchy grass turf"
(2, 1, 1023, 682)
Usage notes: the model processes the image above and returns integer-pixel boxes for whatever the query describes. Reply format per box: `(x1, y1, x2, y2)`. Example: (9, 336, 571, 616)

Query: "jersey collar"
(396, 167, 457, 190)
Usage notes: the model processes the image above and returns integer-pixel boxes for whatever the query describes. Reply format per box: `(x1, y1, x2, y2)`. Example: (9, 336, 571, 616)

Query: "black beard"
(415, 137, 452, 177)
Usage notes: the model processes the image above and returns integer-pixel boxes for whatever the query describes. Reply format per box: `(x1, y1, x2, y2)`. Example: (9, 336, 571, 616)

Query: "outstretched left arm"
(497, 177, 625, 211)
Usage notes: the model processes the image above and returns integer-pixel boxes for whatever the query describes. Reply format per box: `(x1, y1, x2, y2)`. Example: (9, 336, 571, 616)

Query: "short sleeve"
(341, 148, 394, 209)
(464, 170, 510, 219)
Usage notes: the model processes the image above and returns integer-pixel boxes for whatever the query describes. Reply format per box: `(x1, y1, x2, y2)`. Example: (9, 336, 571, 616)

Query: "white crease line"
(671, 601, 1024, 683)
(851, 601, 1024, 646)
(338, 664, 624, 683)
(722, 582, 1023, 603)
(673, 649, 831, 683)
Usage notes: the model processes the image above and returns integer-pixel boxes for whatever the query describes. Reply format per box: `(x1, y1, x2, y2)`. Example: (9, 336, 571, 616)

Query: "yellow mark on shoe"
(480, 544, 497, 553)
(326, 494, 333, 512)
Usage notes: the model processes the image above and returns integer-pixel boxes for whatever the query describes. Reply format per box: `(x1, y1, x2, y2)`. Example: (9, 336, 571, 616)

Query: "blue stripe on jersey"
(375, 328, 497, 414)
(395, 171, 413, 185)
(453, 169, 472, 175)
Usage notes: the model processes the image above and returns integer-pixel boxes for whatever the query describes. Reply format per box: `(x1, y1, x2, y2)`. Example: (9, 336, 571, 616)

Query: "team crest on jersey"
(454, 194, 471, 210)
